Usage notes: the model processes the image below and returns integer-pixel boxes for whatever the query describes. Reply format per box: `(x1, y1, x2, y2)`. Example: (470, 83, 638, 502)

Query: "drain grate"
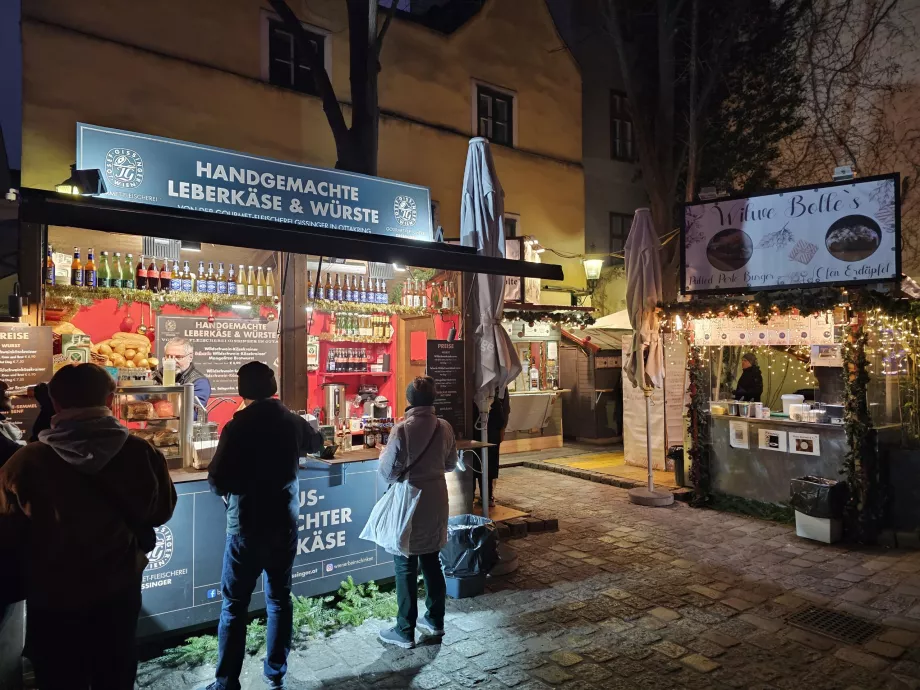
(787, 606, 882, 645)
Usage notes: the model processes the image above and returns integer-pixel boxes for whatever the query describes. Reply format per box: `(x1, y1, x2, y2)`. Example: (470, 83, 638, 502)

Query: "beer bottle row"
(47, 245, 275, 297)
(308, 272, 388, 305)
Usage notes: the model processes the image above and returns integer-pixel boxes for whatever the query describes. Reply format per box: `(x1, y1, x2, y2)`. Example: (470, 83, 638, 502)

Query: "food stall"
(13, 123, 562, 637)
(671, 174, 904, 540)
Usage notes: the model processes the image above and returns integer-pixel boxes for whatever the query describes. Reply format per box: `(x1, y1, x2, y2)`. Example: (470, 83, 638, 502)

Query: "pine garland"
(842, 318, 884, 543)
(46, 285, 277, 315)
(686, 343, 712, 506)
(503, 309, 596, 328)
(659, 287, 845, 323)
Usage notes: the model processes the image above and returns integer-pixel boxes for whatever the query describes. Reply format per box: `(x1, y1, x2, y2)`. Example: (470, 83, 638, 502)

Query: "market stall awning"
(18, 188, 564, 281)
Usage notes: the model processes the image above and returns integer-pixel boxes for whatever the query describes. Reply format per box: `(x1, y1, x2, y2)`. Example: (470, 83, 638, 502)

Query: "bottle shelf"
(320, 371, 391, 377)
(309, 299, 458, 317)
(317, 335, 392, 344)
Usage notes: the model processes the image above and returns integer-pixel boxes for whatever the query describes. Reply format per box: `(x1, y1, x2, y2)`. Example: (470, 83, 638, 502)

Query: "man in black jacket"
(204, 362, 323, 690)
(734, 352, 764, 402)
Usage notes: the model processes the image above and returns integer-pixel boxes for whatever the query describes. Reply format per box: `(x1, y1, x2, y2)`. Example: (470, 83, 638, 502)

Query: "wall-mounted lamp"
(582, 258, 605, 291)
(55, 164, 106, 196)
(392, 263, 406, 272)
(181, 241, 202, 252)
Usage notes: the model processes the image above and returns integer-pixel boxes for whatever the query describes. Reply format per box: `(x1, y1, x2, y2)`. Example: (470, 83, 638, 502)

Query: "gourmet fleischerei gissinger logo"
(393, 195, 417, 227)
(104, 147, 145, 189)
(146, 525, 174, 570)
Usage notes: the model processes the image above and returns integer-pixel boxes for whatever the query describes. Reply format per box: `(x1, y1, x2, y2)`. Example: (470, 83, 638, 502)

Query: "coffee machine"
(357, 384, 389, 418)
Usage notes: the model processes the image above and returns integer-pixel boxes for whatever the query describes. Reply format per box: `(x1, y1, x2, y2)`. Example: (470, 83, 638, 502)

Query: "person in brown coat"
(0, 363, 177, 690)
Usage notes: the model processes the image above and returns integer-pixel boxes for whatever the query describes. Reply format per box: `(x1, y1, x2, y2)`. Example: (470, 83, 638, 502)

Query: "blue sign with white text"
(76, 123, 433, 241)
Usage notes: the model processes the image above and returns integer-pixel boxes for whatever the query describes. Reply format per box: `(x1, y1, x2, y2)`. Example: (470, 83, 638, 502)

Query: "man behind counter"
(160, 337, 211, 408)
(734, 352, 764, 402)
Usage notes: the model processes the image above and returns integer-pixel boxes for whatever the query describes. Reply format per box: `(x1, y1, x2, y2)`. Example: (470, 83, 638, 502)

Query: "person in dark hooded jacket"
(734, 352, 764, 402)
(0, 363, 176, 690)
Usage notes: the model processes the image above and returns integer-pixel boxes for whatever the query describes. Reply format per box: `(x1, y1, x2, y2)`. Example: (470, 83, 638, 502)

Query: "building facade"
(19, 0, 585, 301)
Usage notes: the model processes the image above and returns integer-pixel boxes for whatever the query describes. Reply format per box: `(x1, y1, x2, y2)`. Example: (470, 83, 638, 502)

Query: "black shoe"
(263, 675, 285, 689)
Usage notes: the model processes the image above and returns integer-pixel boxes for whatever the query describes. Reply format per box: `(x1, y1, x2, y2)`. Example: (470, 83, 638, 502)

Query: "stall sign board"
(758, 428, 787, 452)
(790, 432, 821, 455)
(156, 316, 279, 397)
(426, 340, 465, 435)
(138, 462, 394, 637)
(693, 313, 835, 346)
(77, 123, 433, 241)
(682, 174, 900, 294)
(729, 420, 749, 449)
(0, 325, 52, 435)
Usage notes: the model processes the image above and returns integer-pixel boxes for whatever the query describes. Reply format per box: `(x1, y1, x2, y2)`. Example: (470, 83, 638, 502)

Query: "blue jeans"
(214, 531, 296, 690)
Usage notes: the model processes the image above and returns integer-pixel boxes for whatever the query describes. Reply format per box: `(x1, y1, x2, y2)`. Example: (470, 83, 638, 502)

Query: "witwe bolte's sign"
(682, 175, 900, 294)
(76, 123, 433, 241)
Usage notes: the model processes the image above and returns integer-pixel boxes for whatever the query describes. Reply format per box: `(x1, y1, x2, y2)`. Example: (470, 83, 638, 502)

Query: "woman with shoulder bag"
(375, 376, 458, 649)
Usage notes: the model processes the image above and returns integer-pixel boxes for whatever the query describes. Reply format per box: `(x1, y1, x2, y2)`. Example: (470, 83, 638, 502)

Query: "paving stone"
(547, 650, 583, 667)
(722, 597, 756, 612)
(492, 667, 530, 687)
(883, 615, 920, 633)
(864, 639, 905, 659)
(529, 664, 574, 684)
(840, 587, 878, 604)
(452, 640, 487, 658)
(652, 640, 688, 658)
(786, 628, 836, 651)
(835, 646, 890, 671)
(687, 584, 723, 600)
(739, 613, 785, 633)
(773, 593, 807, 609)
(681, 653, 721, 673)
(648, 606, 681, 622)
(879, 628, 919, 647)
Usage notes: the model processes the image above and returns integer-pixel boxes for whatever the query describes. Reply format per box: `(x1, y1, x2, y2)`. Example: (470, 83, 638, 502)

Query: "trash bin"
(790, 476, 849, 543)
(667, 445, 685, 487)
(440, 514, 499, 599)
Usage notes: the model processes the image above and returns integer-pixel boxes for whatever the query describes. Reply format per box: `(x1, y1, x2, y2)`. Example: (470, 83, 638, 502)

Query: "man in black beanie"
(204, 361, 323, 690)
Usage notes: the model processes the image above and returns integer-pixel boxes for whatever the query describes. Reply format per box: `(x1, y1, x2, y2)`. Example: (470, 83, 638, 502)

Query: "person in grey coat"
(377, 376, 458, 649)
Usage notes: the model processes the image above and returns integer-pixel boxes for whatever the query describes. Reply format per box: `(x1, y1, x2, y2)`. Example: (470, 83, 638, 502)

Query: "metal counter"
(710, 414, 847, 504)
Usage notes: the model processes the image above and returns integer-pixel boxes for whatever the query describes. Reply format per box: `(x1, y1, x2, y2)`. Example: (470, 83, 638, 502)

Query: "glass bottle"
(327, 348, 336, 372)
(45, 244, 55, 286)
(84, 247, 96, 289)
(265, 268, 275, 298)
(114, 252, 125, 289)
(254, 267, 264, 298)
(171, 260, 182, 292)
(206, 262, 217, 294)
(380, 279, 387, 305)
(70, 247, 83, 287)
(135, 254, 147, 291)
(334, 274, 342, 302)
(217, 262, 227, 294)
(99, 251, 112, 289)
(182, 261, 193, 293)
(324, 273, 332, 301)
(146, 256, 159, 293)
(442, 282, 450, 310)
(234, 263, 244, 295)
(307, 270, 314, 300)
(196, 261, 206, 293)
(247, 266, 256, 297)
(123, 254, 135, 289)
(159, 260, 171, 293)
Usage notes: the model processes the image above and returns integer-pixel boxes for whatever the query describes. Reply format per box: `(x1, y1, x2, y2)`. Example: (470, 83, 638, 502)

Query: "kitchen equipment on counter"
(323, 383, 348, 427)
(748, 402, 763, 418)
(782, 394, 805, 415)
(709, 401, 730, 415)
(727, 401, 740, 416)
(789, 403, 809, 422)
(738, 402, 752, 417)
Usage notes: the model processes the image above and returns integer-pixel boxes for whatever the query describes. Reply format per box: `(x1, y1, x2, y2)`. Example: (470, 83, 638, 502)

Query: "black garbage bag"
(790, 476, 849, 519)
(440, 514, 499, 578)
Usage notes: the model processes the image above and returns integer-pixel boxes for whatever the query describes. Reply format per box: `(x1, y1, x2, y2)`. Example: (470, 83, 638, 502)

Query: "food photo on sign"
(682, 175, 900, 294)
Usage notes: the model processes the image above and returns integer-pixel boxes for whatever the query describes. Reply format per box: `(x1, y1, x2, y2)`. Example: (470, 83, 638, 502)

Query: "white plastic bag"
(360, 481, 421, 556)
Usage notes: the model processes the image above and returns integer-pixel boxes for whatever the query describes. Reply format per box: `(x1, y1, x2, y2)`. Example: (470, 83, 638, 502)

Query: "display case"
(112, 384, 195, 469)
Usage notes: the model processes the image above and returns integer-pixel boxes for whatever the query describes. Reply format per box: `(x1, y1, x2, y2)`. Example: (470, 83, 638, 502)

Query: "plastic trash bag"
(440, 514, 499, 578)
(789, 476, 848, 519)
(359, 482, 421, 557)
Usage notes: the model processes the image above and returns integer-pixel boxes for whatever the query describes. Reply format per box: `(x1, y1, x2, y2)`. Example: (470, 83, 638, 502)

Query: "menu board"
(156, 316, 279, 396)
(0, 325, 53, 434)
(426, 340, 465, 436)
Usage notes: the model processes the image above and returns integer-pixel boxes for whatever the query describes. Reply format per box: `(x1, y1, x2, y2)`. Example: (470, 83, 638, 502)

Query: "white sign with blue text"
(682, 175, 899, 294)
(76, 123, 433, 241)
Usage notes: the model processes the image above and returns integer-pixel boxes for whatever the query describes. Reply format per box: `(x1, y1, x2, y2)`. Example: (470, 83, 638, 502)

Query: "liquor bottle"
(114, 252, 125, 289)
(146, 256, 159, 293)
(158, 260, 171, 293)
(135, 254, 147, 291)
(442, 282, 450, 310)
(196, 261, 207, 293)
(171, 260, 182, 292)
(45, 244, 55, 286)
(70, 247, 83, 287)
(327, 348, 336, 373)
(265, 268, 275, 298)
(530, 357, 540, 390)
(255, 267, 265, 298)
(84, 247, 96, 289)
(307, 271, 314, 300)
(124, 254, 135, 289)
(420, 280, 428, 309)
(228, 264, 238, 296)
(181, 261, 193, 293)
(247, 266, 256, 297)
(206, 262, 217, 294)
(344, 275, 353, 302)
(217, 263, 227, 294)
(379, 279, 387, 305)
(324, 273, 332, 301)
(99, 251, 112, 288)
(334, 274, 342, 302)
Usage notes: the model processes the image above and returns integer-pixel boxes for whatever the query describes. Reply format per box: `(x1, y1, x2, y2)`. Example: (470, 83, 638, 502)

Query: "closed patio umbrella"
(624, 208, 673, 507)
(460, 137, 521, 517)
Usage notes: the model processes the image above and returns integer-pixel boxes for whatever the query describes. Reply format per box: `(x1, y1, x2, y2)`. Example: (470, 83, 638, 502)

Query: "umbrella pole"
(627, 385, 675, 507)
(645, 386, 654, 492)
(480, 409, 490, 519)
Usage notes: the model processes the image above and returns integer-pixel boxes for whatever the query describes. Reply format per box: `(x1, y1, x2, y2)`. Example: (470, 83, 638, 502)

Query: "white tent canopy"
(588, 309, 632, 332)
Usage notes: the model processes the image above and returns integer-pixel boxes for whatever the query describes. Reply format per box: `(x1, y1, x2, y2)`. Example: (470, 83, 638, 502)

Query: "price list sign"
(427, 340, 465, 436)
(0, 325, 53, 434)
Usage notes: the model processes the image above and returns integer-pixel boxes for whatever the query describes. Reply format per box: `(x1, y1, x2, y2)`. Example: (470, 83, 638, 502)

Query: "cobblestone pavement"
(139, 467, 920, 689)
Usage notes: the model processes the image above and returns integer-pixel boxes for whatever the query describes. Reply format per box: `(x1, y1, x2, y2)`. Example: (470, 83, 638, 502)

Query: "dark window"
(610, 91, 635, 161)
(477, 85, 514, 147)
(268, 19, 325, 96)
(609, 212, 632, 263)
(504, 215, 518, 238)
